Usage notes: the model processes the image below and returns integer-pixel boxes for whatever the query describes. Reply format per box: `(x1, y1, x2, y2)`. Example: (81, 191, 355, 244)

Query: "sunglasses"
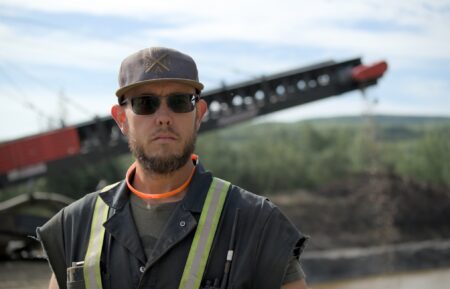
(120, 93, 199, 115)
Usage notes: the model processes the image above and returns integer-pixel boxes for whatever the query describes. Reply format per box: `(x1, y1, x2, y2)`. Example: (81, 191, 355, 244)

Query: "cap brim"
(115, 78, 204, 97)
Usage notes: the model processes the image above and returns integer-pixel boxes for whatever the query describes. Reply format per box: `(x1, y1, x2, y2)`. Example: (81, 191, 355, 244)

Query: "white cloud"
(3, 0, 449, 32)
(399, 77, 450, 103)
(1, 0, 449, 70)
(1, 0, 448, 76)
(1, 0, 449, 140)
(258, 87, 450, 125)
(0, 23, 134, 71)
(256, 93, 367, 123)
(0, 84, 114, 140)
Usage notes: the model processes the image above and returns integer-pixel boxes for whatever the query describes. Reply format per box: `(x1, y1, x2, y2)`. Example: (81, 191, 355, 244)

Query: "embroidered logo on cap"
(144, 52, 171, 73)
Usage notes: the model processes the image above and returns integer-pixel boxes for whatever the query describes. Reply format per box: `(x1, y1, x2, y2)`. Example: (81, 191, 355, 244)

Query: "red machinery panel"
(352, 61, 388, 82)
(0, 127, 80, 174)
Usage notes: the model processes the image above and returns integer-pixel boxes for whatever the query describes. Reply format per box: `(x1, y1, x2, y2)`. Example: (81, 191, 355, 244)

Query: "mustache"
(150, 127, 180, 138)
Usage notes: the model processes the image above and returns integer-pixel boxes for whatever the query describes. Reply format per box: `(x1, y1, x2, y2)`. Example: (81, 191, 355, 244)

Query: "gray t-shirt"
(130, 193, 180, 258)
(130, 193, 304, 284)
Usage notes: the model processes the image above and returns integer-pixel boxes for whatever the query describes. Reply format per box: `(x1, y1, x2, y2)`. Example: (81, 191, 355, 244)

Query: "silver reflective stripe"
(83, 196, 109, 289)
(179, 177, 230, 289)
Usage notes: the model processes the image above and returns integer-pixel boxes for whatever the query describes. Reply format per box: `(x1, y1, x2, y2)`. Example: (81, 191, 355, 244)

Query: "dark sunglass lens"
(131, 96, 160, 115)
(168, 94, 195, 113)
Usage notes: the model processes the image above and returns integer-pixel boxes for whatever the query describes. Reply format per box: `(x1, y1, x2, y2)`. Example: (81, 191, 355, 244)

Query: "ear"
(194, 99, 208, 131)
(111, 104, 128, 135)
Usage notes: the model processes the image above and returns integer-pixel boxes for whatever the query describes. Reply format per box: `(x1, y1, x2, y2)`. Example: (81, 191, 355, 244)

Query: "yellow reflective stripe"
(83, 196, 109, 289)
(100, 181, 120, 193)
(179, 177, 230, 289)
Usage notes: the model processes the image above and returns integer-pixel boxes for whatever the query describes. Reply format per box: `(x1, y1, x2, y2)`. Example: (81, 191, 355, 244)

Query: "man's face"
(112, 81, 207, 174)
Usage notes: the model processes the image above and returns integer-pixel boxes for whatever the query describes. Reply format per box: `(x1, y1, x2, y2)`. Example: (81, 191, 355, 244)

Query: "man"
(37, 47, 308, 289)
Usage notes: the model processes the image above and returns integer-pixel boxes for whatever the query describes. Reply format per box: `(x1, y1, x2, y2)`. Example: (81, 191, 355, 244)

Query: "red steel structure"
(0, 58, 387, 189)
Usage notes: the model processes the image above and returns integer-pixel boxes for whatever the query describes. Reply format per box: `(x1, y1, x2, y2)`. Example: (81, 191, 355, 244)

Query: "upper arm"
(37, 209, 67, 288)
(281, 279, 309, 289)
(49, 273, 59, 289)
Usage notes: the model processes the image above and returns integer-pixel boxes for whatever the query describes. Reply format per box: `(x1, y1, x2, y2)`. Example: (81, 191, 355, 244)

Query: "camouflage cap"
(115, 47, 204, 97)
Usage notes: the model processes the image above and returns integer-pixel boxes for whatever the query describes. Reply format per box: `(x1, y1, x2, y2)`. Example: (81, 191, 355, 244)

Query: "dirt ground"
(0, 261, 50, 289)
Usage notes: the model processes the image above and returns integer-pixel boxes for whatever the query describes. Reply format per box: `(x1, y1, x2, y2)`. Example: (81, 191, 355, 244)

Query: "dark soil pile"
(271, 173, 450, 250)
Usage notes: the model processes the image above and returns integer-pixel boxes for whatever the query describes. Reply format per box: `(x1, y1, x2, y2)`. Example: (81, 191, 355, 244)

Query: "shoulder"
(37, 193, 96, 248)
(40, 181, 121, 233)
(62, 191, 98, 217)
(225, 182, 303, 246)
(227, 183, 280, 223)
(227, 182, 306, 250)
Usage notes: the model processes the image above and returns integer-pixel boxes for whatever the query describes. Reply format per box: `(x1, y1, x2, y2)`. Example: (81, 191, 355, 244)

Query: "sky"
(0, 0, 449, 141)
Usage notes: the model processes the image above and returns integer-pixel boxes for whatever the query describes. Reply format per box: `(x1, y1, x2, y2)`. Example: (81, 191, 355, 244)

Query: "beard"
(129, 129, 196, 175)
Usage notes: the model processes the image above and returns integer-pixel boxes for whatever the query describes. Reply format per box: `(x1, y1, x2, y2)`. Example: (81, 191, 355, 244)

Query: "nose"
(154, 98, 172, 126)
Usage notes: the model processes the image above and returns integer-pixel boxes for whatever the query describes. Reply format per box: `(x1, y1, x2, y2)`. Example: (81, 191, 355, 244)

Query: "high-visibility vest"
(82, 177, 231, 289)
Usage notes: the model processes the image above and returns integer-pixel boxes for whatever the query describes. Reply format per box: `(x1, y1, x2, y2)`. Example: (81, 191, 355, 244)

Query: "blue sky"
(0, 0, 449, 141)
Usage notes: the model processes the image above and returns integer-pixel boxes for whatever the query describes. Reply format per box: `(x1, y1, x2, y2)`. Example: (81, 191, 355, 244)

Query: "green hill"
(301, 114, 450, 126)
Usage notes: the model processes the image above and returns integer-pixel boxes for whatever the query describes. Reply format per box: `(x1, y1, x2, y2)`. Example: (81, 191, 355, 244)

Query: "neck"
(132, 159, 195, 203)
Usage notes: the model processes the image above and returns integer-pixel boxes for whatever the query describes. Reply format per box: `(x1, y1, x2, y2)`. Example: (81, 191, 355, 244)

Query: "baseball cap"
(115, 47, 204, 97)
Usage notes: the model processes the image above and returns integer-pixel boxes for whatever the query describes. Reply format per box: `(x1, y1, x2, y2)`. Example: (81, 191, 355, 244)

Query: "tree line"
(195, 116, 450, 194)
(2, 116, 448, 200)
